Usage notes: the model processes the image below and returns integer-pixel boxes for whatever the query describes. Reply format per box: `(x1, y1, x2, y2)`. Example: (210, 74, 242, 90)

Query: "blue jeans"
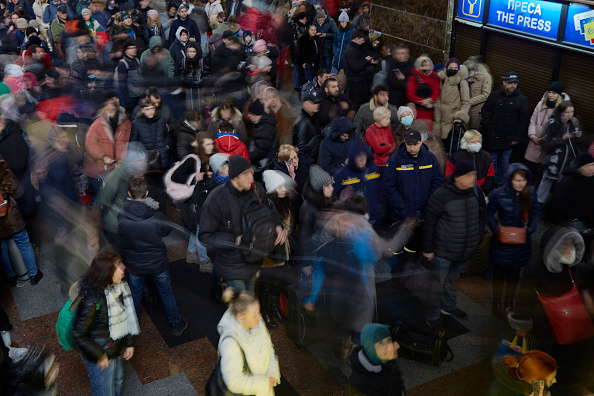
(490, 149, 513, 186)
(187, 225, 208, 262)
(322, 56, 332, 70)
(82, 355, 123, 396)
(226, 271, 259, 293)
(127, 269, 182, 324)
(1, 229, 38, 278)
(425, 256, 464, 321)
(293, 64, 300, 89)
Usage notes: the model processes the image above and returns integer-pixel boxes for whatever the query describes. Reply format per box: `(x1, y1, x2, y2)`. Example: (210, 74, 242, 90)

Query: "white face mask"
(560, 248, 576, 265)
(468, 143, 482, 153)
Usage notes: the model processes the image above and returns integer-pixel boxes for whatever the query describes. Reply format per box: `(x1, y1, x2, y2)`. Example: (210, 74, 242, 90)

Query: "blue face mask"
(401, 115, 413, 127)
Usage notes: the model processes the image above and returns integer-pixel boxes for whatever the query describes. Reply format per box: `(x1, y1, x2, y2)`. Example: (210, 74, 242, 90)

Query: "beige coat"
(524, 92, 570, 163)
(434, 65, 470, 139)
(467, 64, 493, 129)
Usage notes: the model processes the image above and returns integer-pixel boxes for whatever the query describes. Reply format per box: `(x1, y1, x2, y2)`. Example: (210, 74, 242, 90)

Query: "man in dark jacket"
(318, 77, 353, 129)
(386, 44, 413, 108)
(480, 72, 529, 186)
(354, 84, 399, 137)
(384, 130, 443, 222)
(344, 29, 377, 107)
(313, 9, 337, 70)
(422, 160, 486, 332)
(292, 93, 321, 162)
(319, 116, 360, 175)
(115, 12, 145, 52)
(199, 155, 285, 293)
(117, 178, 188, 336)
(169, 4, 200, 45)
(131, 87, 176, 126)
(115, 41, 144, 114)
(333, 140, 384, 225)
(300, 67, 331, 101)
(247, 100, 277, 168)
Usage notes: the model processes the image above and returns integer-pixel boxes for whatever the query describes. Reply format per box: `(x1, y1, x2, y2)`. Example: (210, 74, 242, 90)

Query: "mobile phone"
(239, 61, 246, 67)
(571, 128, 579, 134)
(532, 380, 548, 395)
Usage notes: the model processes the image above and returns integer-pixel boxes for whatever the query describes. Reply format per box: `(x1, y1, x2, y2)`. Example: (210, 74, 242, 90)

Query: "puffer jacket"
(541, 113, 583, 179)
(422, 177, 486, 262)
(175, 119, 199, 160)
(332, 22, 353, 70)
(73, 278, 136, 362)
(249, 113, 278, 166)
(289, 18, 307, 64)
(333, 140, 384, 225)
(0, 161, 26, 238)
(169, 27, 191, 76)
(313, 12, 337, 58)
(348, 346, 406, 396)
(216, 310, 280, 396)
(446, 148, 495, 195)
(524, 91, 570, 164)
(487, 164, 541, 268)
(83, 112, 131, 179)
(131, 115, 170, 169)
(199, 181, 281, 280)
(434, 65, 471, 139)
(117, 199, 172, 275)
(467, 63, 492, 129)
(207, 106, 249, 146)
(292, 109, 321, 162)
(384, 143, 443, 222)
(480, 87, 529, 152)
(364, 123, 396, 167)
(318, 117, 361, 175)
(343, 39, 368, 82)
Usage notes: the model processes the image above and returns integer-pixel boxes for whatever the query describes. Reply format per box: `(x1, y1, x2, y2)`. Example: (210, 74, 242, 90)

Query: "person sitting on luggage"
(488, 351, 557, 396)
(348, 323, 406, 396)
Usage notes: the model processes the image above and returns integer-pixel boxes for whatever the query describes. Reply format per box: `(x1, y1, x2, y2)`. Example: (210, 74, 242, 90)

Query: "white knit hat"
(339, 10, 349, 22)
(397, 106, 414, 119)
(263, 170, 295, 193)
(209, 153, 230, 174)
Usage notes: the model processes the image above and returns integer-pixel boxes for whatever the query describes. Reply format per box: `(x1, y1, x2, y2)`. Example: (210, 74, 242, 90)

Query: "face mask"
(401, 115, 413, 127)
(421, 69, 430, 75)
(468, 143, 482, 153)
(559, 248, 576, 265)
(88, 74, 95, 79)
(446, 69, 457, 77)
(421, 133, 428, 142)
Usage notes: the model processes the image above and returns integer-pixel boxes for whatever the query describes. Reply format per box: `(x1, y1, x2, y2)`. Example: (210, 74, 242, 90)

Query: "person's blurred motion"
(4, 344, 59, 396)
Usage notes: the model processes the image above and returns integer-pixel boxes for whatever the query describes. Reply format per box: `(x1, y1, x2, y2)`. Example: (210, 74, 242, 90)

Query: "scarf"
(213, 172, 228, 184)
(151, 22, 160, 38)
(104, 282, 139, 341)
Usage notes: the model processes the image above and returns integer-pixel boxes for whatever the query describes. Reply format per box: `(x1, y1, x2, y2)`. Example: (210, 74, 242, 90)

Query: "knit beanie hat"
(81, 8, 91, 16)
(316, 9, 325, 19)
(16, 18, 28, 30)
(446, 57, 461, 69)
(209, 153, 230, 174)
(309, 165, 332, 192)
(147, 9, 158, 19)
(243, 30, 253, 40)
(338, 10, 349, 22)
(25, 27, 37, 37)
(263, 170, 295, 193)
(452, 160, 475, 178)
(397, 106, 414, 119)
(574, 153, 594, 169)
(26, 35, 42, 48)
(248, 99, 265, 116)
(29, 19, 40, 28)
(361, 324, 391, 366)
(253, 39, 267, 53)
(547, 81, 564, 96)
(228, 155, 252, 179)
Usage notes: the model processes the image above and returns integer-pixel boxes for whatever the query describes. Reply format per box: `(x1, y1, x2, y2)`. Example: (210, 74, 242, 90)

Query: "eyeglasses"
(287, 156, 298, 164)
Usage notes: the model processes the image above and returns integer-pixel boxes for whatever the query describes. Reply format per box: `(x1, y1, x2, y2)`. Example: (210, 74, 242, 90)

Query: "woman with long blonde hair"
(143, 9, 165, 43)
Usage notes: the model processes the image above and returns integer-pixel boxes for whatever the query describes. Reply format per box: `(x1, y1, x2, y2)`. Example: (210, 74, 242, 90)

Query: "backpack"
(55, 293, 101, 351)
(240, 186, 278, 263)
(114, 57, 144, 98)
(391, 322, 454, 366)
(163, 154, 201, 204)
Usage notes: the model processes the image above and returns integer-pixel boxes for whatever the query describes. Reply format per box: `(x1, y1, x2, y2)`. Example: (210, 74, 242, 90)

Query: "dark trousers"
(492, 264, 521, 309)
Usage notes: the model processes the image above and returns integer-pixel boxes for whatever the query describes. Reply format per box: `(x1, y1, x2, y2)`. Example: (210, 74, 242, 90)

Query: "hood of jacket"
(216, 132, 242, 152)
(329, 116, 356, 140)
(539, 226, 584, 273)
(538, 91, 570, 111)
(347, 139, 374, 172)
(491, 358, 532, 395)
(504, 162, 533, 194)
(149, 36, 164, 50)
(212, 106, 242, 122)
(216, 309, 267, 350)
(438, 64, 468, 85)
(122, 199, 159, 220)
(175, 26, 189, 44)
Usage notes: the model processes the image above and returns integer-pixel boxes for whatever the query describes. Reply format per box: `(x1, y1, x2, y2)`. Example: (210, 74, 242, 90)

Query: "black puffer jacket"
(199, 181, 281, 280)
(422, 178, 487, 261)
(131, 115, 170, 168)
(292, 109, 321, 162)
(73, 279, 136, 362)
(0, 119, 29, 181)
(249, 113, 278, 166)
(174, 120, 199, 160)
(343, 40, 368, 82)
(348, 346, 406, 396)
(117, 200, 172, 275)
(480, 87, 529, 151)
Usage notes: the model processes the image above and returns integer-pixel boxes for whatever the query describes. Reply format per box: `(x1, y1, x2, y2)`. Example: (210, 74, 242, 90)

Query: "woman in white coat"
(216, 287, 281, 396)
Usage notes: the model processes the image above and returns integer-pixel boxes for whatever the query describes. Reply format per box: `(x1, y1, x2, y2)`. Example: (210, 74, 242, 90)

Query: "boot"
(258, 285, 278, 330)
(270, 291, 286, 323)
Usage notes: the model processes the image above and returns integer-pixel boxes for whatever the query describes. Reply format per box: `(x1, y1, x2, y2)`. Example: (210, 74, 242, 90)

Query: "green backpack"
(55, 294, 101, 351)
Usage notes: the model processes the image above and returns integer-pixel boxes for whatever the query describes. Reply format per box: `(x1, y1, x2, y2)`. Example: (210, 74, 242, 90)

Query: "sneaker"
(425, 319, 445, 335)
(199, 258, 213, 273)
(441, 308, 469, 320)
(171, 317, 189, 337)
(31, 270, 44, 286)
(7, 276, 17, 288)
(16, 278, 30, 287)
(186, 251, 199, 264)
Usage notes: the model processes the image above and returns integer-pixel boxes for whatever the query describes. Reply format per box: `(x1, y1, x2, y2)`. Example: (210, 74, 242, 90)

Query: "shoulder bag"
(498, 211, 528, 245)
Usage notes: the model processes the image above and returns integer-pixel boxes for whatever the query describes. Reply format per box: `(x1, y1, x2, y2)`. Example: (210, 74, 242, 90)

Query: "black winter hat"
(25, 27, 37, 37)
(229, 155, 253, 179)
(25, 35, 41, 48)
(248, 99, 265, 116)
(574, 153, 594, 169)
(452, 160, 475, 178)
(547, 81, 564, 96)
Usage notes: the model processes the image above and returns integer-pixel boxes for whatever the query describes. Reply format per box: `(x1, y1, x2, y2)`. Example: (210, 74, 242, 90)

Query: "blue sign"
(564, 4, 594, 49)
(487, 0, 562, 40)
(457, 0, 484, 22)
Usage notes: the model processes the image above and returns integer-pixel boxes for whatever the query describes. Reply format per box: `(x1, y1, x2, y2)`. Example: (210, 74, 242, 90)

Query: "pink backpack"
(163, 154, 201, 204)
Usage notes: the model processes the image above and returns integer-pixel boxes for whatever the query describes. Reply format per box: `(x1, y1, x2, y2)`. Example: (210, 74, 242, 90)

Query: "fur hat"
(228, 155, 252, 179)
(309, 165, 332, 192)
(253, 39, 267, 53)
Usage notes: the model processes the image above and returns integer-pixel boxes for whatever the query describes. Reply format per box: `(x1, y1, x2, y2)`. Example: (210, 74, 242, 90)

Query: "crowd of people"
(0, 0, 593, 395)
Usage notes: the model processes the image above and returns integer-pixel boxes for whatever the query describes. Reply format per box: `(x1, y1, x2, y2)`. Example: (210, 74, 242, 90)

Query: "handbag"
(498, 211, 528, 245)
(146, 149, 162, 172)
(205, 336, 250, 396)
(537, 268, 594, 345)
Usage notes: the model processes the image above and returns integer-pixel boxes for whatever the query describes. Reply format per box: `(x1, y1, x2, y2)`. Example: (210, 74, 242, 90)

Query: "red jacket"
(364, 124, 396, 167)
(215, 133, 250, 162)
(407, 68, 441, 122)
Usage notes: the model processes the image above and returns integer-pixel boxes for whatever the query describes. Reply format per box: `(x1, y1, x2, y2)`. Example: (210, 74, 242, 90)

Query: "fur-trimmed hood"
(211, 106, 242, 122)
(540, 226, 584, 273)
(438, 64, 469, 85)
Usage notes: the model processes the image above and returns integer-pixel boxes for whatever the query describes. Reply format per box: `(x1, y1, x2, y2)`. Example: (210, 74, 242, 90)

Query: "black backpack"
(240, 187, 278, 263)
(391, 322, 454, 366)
